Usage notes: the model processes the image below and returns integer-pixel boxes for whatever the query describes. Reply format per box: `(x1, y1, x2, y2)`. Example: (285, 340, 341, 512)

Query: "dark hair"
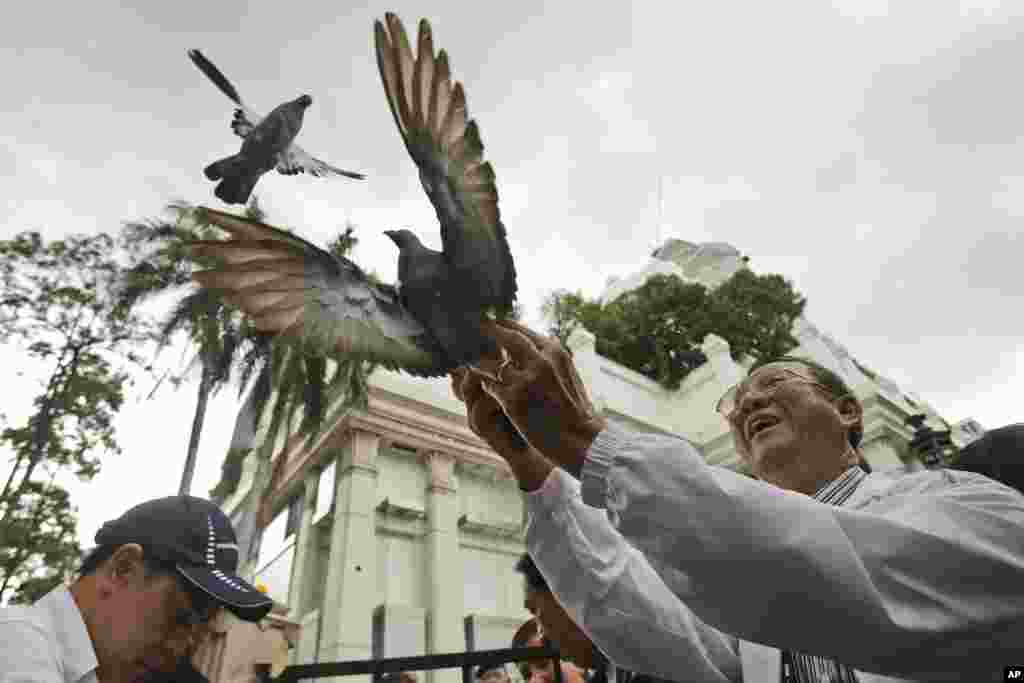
(79, 544, 178, 579)
(514, 554, 549, 594)
(475, 665, 507, 680)
(511, 618, 541, 648)
(749, 355, 864, 451)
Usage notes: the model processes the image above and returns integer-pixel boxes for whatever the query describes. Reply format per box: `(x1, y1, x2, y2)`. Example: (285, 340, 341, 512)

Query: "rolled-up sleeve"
(577, 421, 1024, 679)
(525, 468, 741, 683)
(0, 620, 62, 683)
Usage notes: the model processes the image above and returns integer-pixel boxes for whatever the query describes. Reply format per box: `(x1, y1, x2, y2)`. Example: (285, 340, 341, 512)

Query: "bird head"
(384, 229, 420, 250)
(296, 94, 313, 108)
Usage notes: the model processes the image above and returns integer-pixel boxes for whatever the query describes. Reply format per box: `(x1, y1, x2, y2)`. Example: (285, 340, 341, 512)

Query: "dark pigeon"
(375, 13, 517, 367)
(188, 49, 365, 205)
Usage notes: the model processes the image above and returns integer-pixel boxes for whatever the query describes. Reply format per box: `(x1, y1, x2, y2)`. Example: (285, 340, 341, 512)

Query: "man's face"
(520, 635, 585, 683)
(524, 587, 598, 669)
(93, 549, 219, 682)
(724, 362, 860, 494)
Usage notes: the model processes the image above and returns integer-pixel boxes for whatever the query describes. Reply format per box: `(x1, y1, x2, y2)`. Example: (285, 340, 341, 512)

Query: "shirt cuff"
(523, 466, 576, 514)
(580, 421, 631, 509)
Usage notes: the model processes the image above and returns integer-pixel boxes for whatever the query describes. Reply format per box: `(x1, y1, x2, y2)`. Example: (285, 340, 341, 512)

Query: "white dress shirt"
(0, 585, 99, 683)
(524, 422, 1024, 683)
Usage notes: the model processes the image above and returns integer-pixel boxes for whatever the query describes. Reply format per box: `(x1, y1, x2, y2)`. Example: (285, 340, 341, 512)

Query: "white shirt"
(0, 585, 99, 683)
(524, 422, 1024, 683)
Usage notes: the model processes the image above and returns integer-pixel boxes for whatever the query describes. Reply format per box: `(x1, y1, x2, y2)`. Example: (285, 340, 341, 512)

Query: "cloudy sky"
(2, 0, 1023, 549)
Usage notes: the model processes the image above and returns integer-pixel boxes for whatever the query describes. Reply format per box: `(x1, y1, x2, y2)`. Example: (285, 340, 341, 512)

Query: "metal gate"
(259, 644, 567, 683)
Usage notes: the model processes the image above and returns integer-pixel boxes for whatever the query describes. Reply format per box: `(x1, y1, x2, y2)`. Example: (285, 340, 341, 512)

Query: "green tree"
(119, 200, 376, 567)
(0, 230, 158, 604)
(706, 269, 807, 364)
(541, 268, 805, 390)
(119, 198, 266, 496)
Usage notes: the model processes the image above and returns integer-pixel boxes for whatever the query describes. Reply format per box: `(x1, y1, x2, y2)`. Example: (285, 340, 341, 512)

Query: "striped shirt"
(781, 466, 867, 683)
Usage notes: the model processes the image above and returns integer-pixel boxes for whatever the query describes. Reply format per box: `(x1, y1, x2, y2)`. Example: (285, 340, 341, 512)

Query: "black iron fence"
(258, 645, 566, 683)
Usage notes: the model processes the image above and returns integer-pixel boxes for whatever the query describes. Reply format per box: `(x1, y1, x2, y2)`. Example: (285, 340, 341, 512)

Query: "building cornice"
(263, 384, 511, 508)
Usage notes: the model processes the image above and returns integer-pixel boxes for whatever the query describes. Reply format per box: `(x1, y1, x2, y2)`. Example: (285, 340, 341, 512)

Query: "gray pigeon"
(188, 49, 365, 205)
(375, 14, 517, 366)
(188, 207, 450, 377)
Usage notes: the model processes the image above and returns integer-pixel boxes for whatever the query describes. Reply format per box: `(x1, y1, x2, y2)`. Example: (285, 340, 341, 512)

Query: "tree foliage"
(0, 230, 159, 604)
(118, 200, 375, 510)
(541, 267, 806, 390)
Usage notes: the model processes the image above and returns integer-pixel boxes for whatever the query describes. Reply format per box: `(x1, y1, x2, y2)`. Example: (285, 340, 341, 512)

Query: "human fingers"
(450, 368, 468, 402)
(466, 388, 519, 451)
(547, 342, 596, 413)
(494, 318, 560, 351)
(458, 367, 490, 409)
(481, 321, 543, 368)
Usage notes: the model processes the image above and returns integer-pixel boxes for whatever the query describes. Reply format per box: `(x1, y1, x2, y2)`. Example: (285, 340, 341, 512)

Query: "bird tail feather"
(214, 173, 259, 205)
(204, 154, 243, 181)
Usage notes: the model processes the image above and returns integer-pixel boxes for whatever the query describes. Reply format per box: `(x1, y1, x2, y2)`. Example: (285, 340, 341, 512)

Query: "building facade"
(217, 240, 984, 681)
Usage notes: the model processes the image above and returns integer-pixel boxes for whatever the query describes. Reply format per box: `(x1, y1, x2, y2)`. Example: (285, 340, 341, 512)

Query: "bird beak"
(383, 230, 398, 245)
(299, 94, 313, 107)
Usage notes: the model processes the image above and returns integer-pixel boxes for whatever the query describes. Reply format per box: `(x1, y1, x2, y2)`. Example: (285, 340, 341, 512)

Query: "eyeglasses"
(716, 367, 832, 422)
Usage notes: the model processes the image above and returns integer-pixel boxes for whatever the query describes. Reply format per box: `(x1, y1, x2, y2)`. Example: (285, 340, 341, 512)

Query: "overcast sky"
(2, 0, 1023, 550)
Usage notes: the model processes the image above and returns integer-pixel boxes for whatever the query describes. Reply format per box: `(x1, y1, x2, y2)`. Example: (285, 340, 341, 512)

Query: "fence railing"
(259, 645, 566, 683)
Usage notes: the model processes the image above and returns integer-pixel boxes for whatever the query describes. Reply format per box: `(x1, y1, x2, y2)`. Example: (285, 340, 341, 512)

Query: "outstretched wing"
(188, 49, 265, 136)
(187, 207, 449, 377)
(276, 143, 366, 179)
(374, 14, 517, 315)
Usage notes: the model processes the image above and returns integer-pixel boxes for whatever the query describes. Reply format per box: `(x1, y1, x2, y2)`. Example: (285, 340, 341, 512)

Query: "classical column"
(423, 451, 464, 683)
(286, 473, 319, 621)
(318, 431, 380, 683)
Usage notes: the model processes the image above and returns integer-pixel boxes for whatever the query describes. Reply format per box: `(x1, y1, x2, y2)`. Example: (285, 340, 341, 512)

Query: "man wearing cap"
(0, 495, 273, 683)
(452, 320, 1024, 683)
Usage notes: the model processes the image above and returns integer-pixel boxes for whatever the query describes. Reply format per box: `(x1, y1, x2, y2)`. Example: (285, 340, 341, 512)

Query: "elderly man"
(452, 321, 1024, 683)
(0, 495, 273, 683)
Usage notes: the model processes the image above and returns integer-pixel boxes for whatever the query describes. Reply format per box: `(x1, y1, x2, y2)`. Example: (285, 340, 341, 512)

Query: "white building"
(217, 239, 983, 681)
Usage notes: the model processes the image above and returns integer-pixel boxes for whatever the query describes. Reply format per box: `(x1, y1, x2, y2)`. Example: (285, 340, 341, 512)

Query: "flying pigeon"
(375, 13, 517, 366)
(188, 49, 366, 205)
(184, 15, 516, 375)
(187, 207, 450, 377)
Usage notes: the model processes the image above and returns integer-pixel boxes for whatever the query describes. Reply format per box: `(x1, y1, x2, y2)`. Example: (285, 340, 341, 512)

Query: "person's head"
(381, 672, 418, 683)
(476, 665, 512, 683)
(510, 618, 585, 683)
(71, 496, 273, 683)
(951, 423, 1024, 494)
(515, 554, 599, 669)
(716, 356, 866, 494)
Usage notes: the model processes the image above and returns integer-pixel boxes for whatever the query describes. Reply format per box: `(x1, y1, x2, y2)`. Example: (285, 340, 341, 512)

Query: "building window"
(285, 493, 303, 540)
(255, 494, 301, 605)
(313, 460, 336, 525)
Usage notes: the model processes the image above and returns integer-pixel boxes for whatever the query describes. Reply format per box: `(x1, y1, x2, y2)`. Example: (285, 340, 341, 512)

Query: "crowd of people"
(2, 319, 1022, 683)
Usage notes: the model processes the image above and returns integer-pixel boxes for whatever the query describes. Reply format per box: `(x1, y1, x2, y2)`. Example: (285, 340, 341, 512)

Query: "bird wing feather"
(374, 14, 517, 314)
(188, 49, 265, 137)
(276, 143, 367, 179)
(188, 207, 449, 377)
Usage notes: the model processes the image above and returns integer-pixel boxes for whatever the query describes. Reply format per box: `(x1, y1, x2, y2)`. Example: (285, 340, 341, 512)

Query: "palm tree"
(120, 198, 266, 495)
(119, 199, 375, 505)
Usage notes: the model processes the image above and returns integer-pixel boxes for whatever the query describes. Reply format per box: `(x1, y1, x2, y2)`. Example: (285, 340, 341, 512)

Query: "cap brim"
(177, 564, 274, 622)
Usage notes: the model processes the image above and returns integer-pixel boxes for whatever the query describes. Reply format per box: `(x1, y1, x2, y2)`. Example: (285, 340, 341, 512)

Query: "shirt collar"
(38, 585, 99, 683)
(812, 466, 867, 506)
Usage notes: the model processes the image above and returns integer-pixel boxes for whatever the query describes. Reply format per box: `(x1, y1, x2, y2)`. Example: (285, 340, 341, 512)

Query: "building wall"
(222, 239, 981, 679)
